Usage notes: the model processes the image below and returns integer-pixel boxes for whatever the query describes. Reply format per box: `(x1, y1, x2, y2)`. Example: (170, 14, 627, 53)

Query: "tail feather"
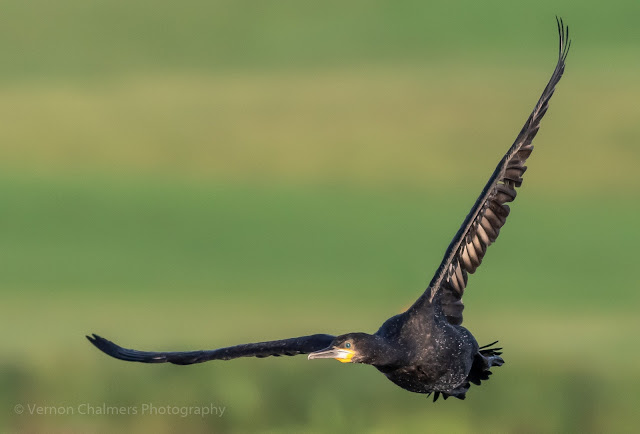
(468, 341, 504, 386)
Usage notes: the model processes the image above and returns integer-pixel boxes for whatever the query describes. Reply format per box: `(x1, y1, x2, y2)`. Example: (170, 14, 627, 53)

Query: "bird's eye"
(345, 342, 351, 349)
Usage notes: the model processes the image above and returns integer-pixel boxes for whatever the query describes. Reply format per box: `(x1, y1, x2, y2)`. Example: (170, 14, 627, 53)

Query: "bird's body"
(88, 20, 570, 401)
(374, 306, 480, 397)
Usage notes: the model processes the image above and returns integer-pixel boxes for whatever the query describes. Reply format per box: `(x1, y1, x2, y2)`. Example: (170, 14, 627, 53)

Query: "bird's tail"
(429, 341, 504, 402)
(470, 340, 504, 385)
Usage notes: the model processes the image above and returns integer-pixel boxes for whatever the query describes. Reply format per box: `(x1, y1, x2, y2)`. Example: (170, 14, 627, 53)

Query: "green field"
(2, 1, 640, 433)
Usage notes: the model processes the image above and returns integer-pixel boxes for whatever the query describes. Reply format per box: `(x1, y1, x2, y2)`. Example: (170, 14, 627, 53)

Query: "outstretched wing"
(412, 19, 570, 325)
(87, 333, 335, 365)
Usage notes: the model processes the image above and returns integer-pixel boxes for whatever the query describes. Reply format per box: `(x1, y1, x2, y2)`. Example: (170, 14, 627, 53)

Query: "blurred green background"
(2, 1, 639, 433)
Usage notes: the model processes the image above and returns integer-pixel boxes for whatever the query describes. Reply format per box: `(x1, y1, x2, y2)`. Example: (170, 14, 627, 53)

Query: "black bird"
(88, 20, 570, 401)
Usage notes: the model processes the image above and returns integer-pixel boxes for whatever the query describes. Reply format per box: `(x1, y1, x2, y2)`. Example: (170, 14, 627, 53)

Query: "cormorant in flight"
(88, 19, 570, 401)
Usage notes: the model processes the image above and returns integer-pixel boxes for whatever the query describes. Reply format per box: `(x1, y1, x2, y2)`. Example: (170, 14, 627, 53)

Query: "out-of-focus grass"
(0, 175, 638, 309)
(1, 67, 639, 193)
(2, 177, 639, 433)
(0, 0, 639, 79)
(3, 294, 639, 433)
(1, 1, 640, 433)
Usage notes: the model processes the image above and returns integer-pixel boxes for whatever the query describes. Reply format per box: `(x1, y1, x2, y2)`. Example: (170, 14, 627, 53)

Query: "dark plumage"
(88, 20, 570, 401)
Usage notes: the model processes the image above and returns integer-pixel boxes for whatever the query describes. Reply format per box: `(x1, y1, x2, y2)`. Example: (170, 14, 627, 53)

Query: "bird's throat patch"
(335, 349, 355, 363)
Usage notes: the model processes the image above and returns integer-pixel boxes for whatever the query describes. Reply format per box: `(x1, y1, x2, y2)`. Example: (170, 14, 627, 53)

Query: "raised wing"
(413, 19, 570, 325)
(87, 333, 335, 365)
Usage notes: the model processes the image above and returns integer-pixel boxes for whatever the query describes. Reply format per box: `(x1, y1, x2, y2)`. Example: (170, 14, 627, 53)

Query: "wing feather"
(87, 333, 335, 365)
(412, 19, 570, 325)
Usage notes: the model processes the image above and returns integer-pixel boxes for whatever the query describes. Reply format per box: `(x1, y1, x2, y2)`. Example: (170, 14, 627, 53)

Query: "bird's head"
(307, 333, 376, 364)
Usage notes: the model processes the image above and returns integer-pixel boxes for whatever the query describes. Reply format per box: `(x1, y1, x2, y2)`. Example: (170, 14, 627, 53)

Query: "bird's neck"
(363, 334, 404, 367)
